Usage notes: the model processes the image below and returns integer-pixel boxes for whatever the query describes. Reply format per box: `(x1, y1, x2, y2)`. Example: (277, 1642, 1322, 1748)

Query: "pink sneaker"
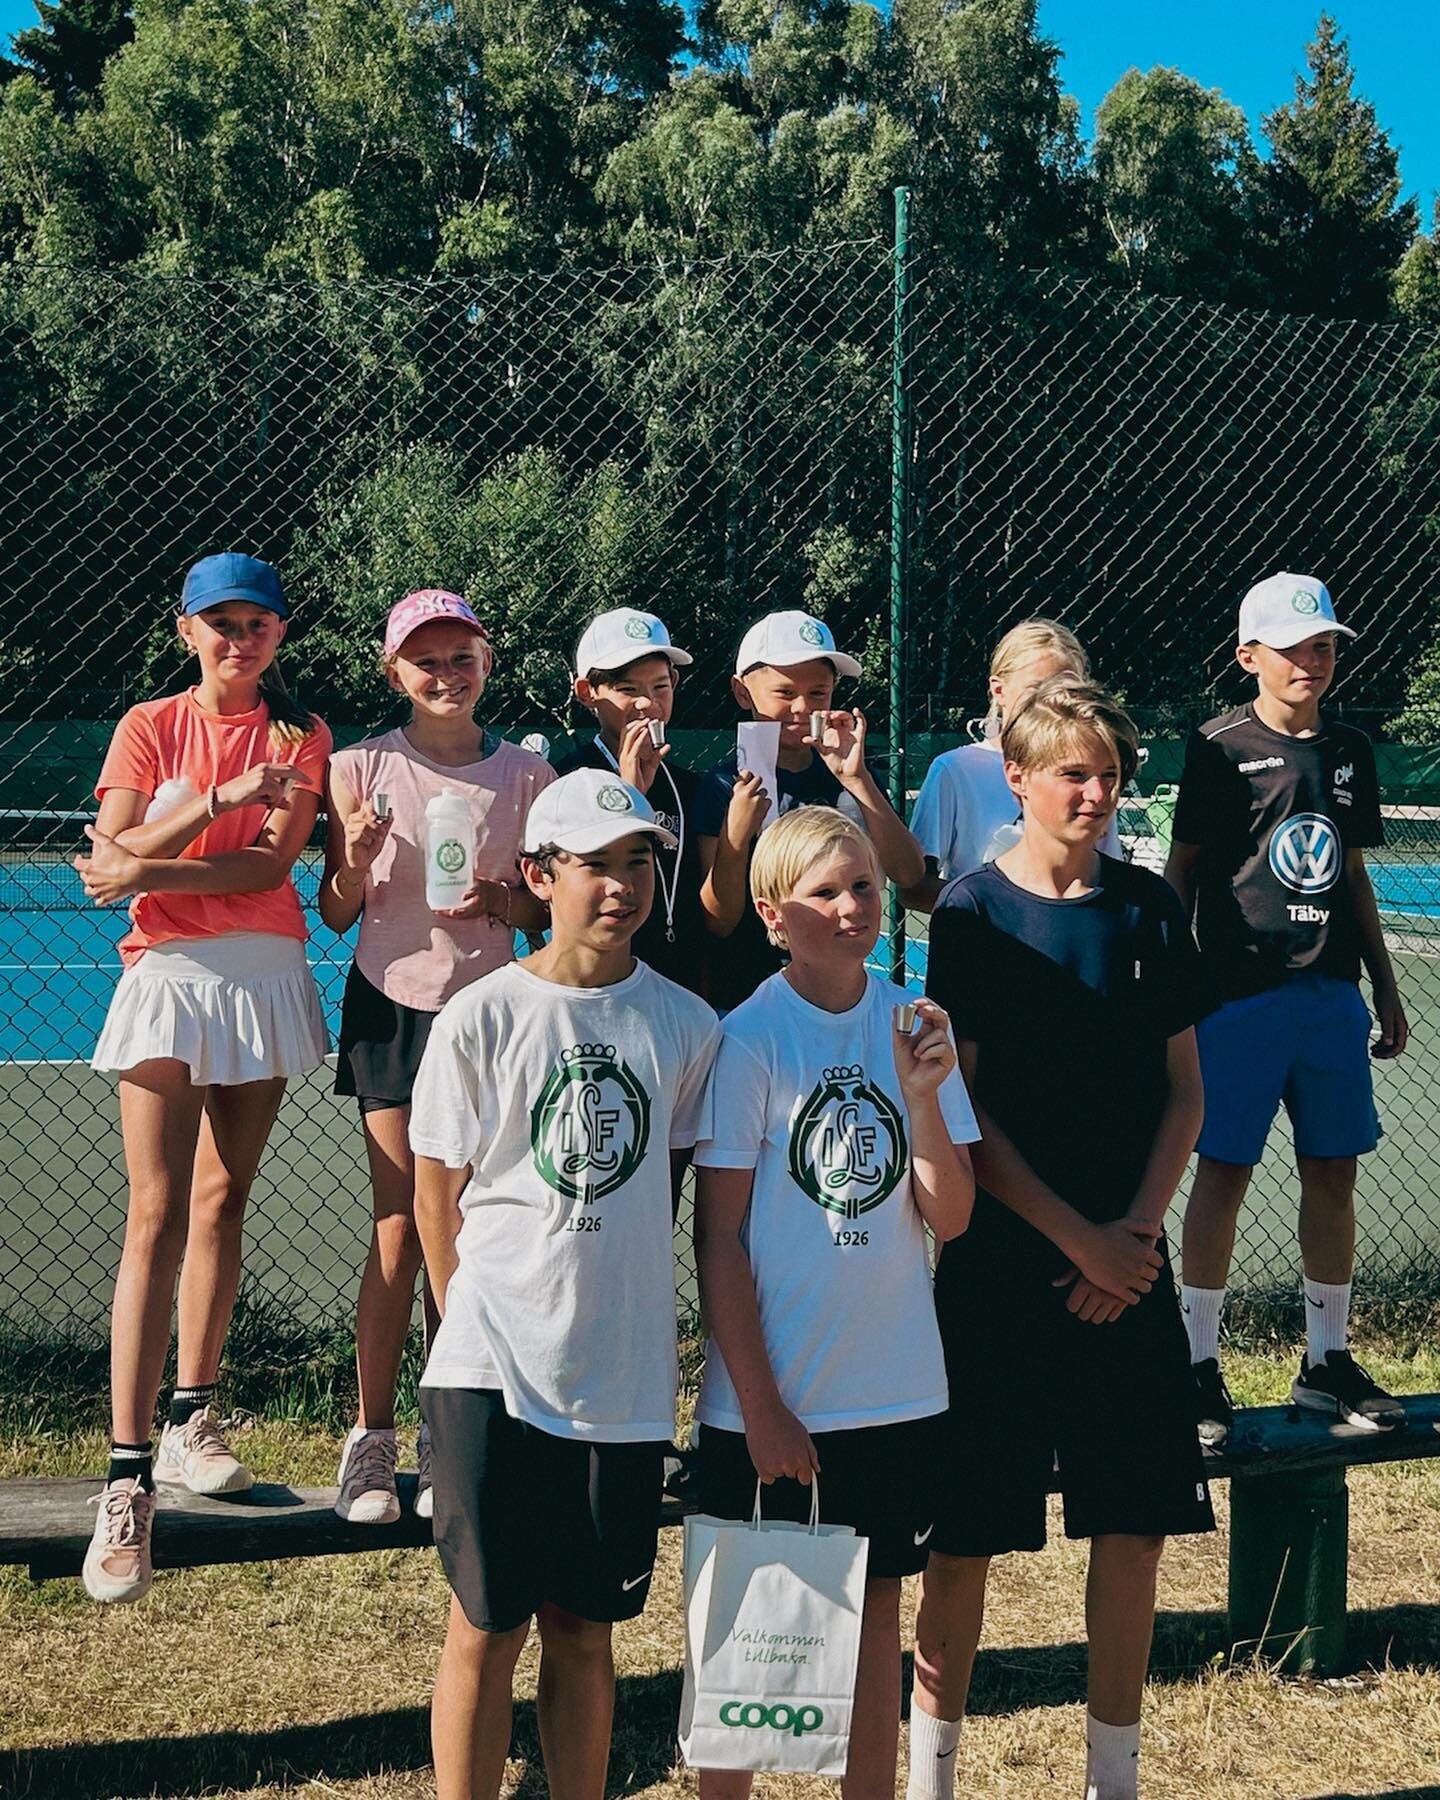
(154, 1407, 254, 1495)
(82, 1477, 156, 1604)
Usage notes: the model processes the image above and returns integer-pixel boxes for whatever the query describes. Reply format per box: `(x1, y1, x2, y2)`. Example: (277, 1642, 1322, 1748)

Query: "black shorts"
(931, 1234, 1214, 1555)
(334, 962, 436, 1112)
(697, 1414, 944, 1579)
(420, 1387, 668, 1633)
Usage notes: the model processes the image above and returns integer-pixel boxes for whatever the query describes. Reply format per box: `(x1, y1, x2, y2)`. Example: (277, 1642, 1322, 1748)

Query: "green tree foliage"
(1093, 66, 1253, 300)
(1250, 13, 1418, 320)
(4, 0, 133, 110)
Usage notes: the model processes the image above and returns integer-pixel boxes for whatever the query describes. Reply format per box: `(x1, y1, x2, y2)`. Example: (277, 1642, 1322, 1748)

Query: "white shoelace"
(90, 1482, 152, 1546)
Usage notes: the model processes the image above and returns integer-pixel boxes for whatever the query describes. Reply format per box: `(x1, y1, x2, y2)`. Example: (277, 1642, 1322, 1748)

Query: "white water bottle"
(425, 789, 472, 911)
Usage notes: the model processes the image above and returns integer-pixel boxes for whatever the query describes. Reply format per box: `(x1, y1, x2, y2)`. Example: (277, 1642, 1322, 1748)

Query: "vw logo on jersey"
(1268, 813, 1340, 894)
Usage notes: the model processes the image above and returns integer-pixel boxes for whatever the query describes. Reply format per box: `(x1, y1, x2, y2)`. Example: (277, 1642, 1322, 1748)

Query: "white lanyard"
(593, 733, 684, 943)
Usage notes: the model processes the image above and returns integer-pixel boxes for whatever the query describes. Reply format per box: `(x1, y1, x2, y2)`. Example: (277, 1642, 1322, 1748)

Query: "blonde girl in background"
(322, 591, 554, 1526)
(77, 553, 332, 1605)
(903, 620, 1119, 911)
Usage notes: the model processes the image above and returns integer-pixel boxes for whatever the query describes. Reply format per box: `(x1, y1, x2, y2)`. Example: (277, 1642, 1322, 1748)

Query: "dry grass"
(2, 1349, 1439, 1799)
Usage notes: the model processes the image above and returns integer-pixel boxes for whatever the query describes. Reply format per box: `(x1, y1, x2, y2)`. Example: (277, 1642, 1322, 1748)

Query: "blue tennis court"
(4, 855, 1438, 1062)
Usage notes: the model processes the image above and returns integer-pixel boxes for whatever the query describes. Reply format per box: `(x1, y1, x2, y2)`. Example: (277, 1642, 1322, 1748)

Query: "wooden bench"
(5, 1397, 1438, 1678)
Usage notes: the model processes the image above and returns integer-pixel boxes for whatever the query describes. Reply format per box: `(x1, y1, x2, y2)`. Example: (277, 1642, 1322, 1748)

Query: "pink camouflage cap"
(383, 589, 492, 659)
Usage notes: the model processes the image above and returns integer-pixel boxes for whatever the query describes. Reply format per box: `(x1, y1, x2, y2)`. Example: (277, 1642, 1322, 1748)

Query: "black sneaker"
(1292, 1351, 1407, 1432)
(1192, 1358, 1234, 1451)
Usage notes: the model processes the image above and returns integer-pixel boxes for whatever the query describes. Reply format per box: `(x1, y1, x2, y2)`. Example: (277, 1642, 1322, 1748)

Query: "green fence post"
(888, 184, 913, 986)
(1227, 1467, 1349, 1676)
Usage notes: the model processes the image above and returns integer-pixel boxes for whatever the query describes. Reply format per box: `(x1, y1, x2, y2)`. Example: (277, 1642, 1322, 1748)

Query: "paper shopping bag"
(678, 1479, 869, 1776)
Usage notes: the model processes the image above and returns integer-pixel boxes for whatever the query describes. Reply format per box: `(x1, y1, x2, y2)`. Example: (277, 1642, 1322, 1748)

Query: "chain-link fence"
(3, 223, 1440, 1405)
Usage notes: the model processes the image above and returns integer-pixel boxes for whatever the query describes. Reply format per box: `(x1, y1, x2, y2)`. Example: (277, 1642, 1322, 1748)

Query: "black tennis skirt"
(333, 962, 437, 1113)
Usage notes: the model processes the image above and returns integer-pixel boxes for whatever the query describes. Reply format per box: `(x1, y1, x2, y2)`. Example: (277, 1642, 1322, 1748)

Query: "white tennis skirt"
(92, 933, 330, 1086)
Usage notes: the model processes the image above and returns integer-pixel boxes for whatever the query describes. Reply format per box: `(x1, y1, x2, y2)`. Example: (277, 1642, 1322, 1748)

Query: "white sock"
(1181, 1285, 1225, 1364)
(1304, 1278, 1351, 1364)
(906, 1697, 961, 1800)
(1084, 1714, 1139, 1800)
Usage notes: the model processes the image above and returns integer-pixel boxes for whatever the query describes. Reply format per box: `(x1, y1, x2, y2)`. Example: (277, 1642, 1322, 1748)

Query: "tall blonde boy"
(694, 805, 975, 1800)
(912, 680, 1212, 1800)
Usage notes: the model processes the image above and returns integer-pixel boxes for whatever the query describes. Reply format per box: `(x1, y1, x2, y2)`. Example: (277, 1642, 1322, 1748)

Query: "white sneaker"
(335, 1426, 400, 1524)
(414, 1422, 434, 1520)
(155, 1407, 254, 1496)
(82, 1477, 156, 1604)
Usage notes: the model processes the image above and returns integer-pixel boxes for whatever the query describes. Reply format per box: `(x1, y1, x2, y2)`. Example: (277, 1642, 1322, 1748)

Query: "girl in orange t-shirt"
(74, 553, 332, 1605)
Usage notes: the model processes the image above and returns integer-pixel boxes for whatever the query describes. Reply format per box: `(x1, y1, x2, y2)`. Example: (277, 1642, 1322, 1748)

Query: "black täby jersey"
(1172, 703, 1382, 999)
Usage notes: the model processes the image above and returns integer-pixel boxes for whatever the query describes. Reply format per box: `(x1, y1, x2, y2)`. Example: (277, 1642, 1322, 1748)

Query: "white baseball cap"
(733, 610, 862, 680)
(574, 609, 692, 679)
(521, 768, 678, 856)
(1238, 573, 1356, 649)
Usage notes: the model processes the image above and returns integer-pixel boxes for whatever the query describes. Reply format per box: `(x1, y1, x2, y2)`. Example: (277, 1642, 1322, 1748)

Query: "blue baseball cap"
(181, 553, 288, 620)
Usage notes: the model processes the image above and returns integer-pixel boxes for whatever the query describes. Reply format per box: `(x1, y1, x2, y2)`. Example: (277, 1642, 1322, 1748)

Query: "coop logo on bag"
(530, 1043, 652, 1203)
(788, 1065, 907, 1219)
(719, 1702, 824, 1738)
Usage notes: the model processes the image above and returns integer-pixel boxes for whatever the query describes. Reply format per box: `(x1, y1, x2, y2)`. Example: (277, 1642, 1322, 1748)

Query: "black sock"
(108, 1441, 154, 1493)
(169, 1384, 215, 1428)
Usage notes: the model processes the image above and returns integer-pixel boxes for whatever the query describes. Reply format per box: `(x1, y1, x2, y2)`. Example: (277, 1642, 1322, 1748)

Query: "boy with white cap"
(693, 610, 923, 1013)
(1166, 573, 1408, 1445)
(411, 767, 720, 1800)
(555, 607, 707, 991)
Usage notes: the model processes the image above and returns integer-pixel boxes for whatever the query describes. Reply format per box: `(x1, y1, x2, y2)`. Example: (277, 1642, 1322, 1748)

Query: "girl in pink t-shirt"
(321, 590, 553, 1525)
(74, 553, 332, 1606)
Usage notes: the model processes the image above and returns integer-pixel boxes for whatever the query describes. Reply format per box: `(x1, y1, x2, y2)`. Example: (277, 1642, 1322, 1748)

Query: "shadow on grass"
(8, 1610, 1437, 1799)
(0, 1668, 687, 1800)
(909, 1604, 1440, 1718)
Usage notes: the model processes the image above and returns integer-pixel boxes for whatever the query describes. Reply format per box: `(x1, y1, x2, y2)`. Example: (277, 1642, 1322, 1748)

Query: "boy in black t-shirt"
(1166, 574, 1408, 1447)
(554, 608, 707, 993)
(693, 610, 923, 1012)
(911, 679, 1212, 1800)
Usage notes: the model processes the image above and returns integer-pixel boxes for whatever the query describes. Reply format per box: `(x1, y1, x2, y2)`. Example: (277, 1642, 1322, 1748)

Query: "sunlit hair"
(1002, 676, 1140, 789)
(983, 618, 1090, 735)
(749, 805, 879, 949)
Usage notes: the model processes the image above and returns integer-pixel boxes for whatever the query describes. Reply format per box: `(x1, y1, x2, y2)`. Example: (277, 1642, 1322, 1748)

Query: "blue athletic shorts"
(1195, 973, 1380, 1166)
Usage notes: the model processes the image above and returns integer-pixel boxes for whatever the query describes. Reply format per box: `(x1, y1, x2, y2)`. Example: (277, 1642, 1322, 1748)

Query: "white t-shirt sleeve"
(910, 756, 960, 871)
(408, 1008, 485, 1169)
(936, 1062, 981, 1147)
(694, 1031, 770, 1170)
(672, 1014, 723, 1149)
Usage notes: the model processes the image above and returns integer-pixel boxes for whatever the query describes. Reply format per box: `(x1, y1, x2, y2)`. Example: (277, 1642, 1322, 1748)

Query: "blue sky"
(1, 0, 1436, 218)
(1039, 0, 1439, 219)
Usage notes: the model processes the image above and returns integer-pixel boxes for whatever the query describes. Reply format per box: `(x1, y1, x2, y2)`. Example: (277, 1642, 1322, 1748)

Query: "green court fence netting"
(3, 205, 1440, 1407)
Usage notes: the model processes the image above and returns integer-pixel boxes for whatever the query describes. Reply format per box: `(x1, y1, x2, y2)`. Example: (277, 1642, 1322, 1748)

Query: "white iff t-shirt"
(412, 960, 721, 1442)
(694, 971, 980, 1434)
(911, 743, 1121, 882)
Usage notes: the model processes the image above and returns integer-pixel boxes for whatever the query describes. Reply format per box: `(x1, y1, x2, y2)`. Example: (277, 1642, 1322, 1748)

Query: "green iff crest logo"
(435, 837, 466, 874)
(788, 1065, 907, 1219)
(1291, 589, 1320, 616)
(596, 784, 633, 813)
(798, 619, 826, 647)
(624, 615, 654, 640)
(531, 1043, 652, 1204)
